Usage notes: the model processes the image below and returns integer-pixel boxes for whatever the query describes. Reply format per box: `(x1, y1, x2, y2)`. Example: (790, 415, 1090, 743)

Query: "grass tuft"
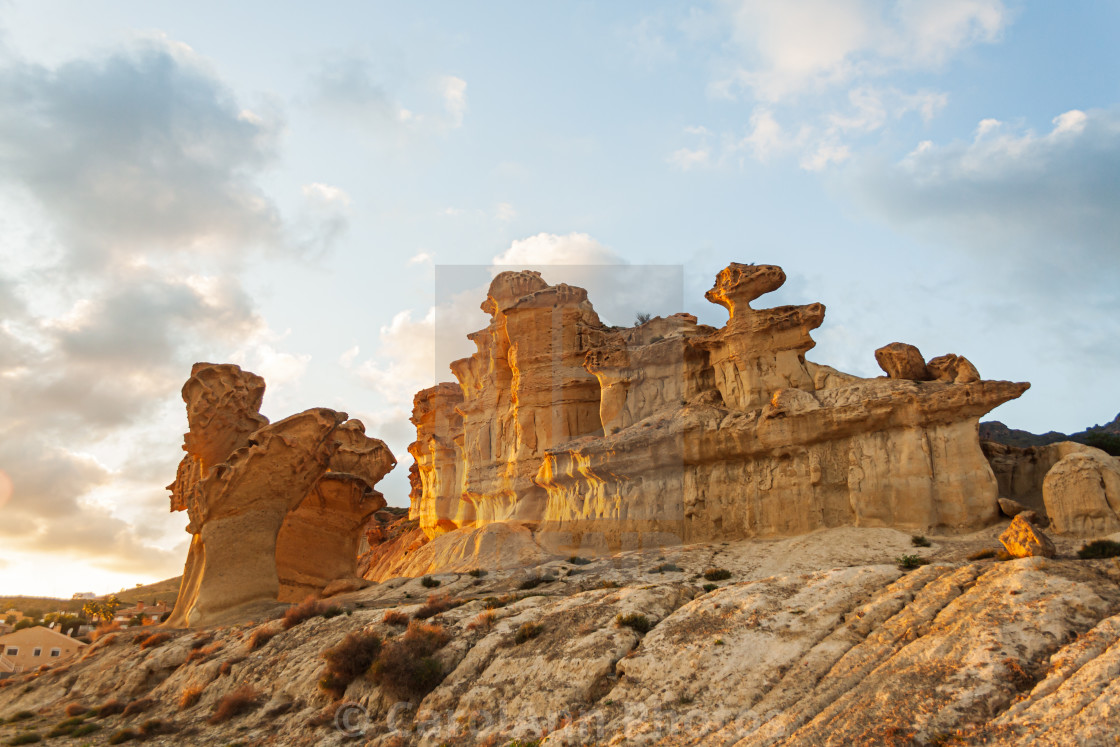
(1078, 539, 1120, 559)
(382, 609, 410, 626)
(208, 686, 261, 724)
(281, 597, 327, 630)
(514, 622, 544, 644)
(911, 535, 932, 547)
(616, 613, 652, 634)
(896, 554, 930, 570)
(420, 576, 441, 588)
(703, 568, 732, 582)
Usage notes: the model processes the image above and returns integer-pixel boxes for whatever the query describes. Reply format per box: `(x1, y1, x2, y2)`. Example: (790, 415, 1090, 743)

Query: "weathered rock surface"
(1043, 450, 1120, 536)
(999, 514, 1056, 558)
(402, 262, 1029, 562)
(5, 530, 1120, 747)
(166, 364, 396, 626)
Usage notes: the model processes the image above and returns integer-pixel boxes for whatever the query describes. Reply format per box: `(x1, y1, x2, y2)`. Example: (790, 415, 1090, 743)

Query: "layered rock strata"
(166, 363, 395, 626)
(405, 263, 1029, 553)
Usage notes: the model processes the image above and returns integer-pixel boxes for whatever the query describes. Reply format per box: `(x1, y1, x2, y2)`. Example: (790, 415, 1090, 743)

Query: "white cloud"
(720, 0, 1007, 102)
(668, 145, 712, 170)
(301, 182, 351, 207)
(494, 202, 517, 222)
(857, 107, 1120, 289)
(409, 251, 433, 265)
(492, 232, 624, 267)
(355, 307, 438, 406)
(441, 76, 467, 128)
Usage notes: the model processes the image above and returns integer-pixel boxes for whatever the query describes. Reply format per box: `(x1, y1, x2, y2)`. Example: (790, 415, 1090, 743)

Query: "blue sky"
(0, 1, 1117, 597)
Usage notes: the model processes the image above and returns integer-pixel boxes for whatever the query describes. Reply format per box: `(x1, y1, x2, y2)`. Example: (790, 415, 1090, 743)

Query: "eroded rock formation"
(404, 263, 1029, 554)
(166, 363, 395, 626)
(1043, 450, 1120, 536)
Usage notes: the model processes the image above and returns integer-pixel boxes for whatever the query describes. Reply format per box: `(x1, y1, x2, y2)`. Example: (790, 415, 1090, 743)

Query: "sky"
(0, 1, 1117, 598)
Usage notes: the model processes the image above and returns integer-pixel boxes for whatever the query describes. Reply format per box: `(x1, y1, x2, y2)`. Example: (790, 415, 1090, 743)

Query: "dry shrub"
(179, 686, 205, 710)
(122, 698, 152, 717)
(319, 630, 382, 700)
(186, 642, 222, 663)
(219, 656, 245, 676)
(370, 621, 451, 699)
(207, 685, 261, 724)
(246, 626, 278, 651)
(382, 610, 409, 626)
(467, 611, 495, 632)
(138, 632, 173, 650)
(90, 622, 121, 641)
(64, 703, 88, 717)
(514, 622, 544, 644)
(95, 699, 126, 718)
(281, 596, 327, 630)
(139, 718, 169, 736)
(413, 593, 459, 621)
(108, 728, 136, 744)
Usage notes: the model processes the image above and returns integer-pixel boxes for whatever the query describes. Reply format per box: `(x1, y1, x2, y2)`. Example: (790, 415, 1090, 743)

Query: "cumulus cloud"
(674, 1, 1000, 171)
(0, 36, 330, 582)
(718, 0, 1006, 102)
(0, 38, 285, 268)
(857, 108, 1120, 266)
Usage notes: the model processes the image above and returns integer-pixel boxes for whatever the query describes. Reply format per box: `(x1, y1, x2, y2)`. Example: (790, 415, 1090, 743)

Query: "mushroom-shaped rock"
(703, 263, 785, 318)
(175, 407, 349, 627)
(1043, 451, 1120, 536)
(875, 343, 931, 381)
(999, 514, 1056, 558)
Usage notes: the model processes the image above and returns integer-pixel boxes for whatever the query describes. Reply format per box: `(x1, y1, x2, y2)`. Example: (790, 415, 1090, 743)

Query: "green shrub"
(703, 568, 732, 582)
(108, 728, 136, 744)
(70, 723, 101, 737)
(320, 606, 345, 619)
(319, 630, 382, 700)
(616, 613, 652, 634)
(6, 734, 42, 745)
(911, 535, 931, 548)
(568, 556, 592, 565)
(652, 563, 683, 573)
(138, 719, 167, 736)
(370, 621, 451, 699)
(702, 583, 718, 593)
(467, 568, 487, 577)
(420, 576, 441, 588)
(518, 575, 551, 591)
(1077, 539, 1120, 559)
(6, 711, 34, 722)
(514, 622, 544, 644)
(896, 555, 930, 570)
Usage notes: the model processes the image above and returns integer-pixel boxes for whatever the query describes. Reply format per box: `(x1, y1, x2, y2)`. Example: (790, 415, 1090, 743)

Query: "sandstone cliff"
(404, 263, 1028, 559)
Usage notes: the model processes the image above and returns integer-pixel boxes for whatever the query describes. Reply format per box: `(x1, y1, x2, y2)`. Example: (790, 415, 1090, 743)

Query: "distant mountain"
(980, 412, 1120, 455)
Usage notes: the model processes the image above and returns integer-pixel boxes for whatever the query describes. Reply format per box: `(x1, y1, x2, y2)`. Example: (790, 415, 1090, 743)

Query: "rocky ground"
(2, 525, 1119, 746)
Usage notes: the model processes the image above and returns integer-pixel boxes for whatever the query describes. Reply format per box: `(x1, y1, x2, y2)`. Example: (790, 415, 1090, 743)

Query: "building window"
(32, 648, 41, 657)
(4, 647, 16, 656)
(50, 648, 61, 657)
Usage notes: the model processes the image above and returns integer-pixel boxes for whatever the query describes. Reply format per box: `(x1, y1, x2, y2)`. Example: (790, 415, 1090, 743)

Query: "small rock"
(999, 515, 1056, 558)
(998, 497, 1031, 519)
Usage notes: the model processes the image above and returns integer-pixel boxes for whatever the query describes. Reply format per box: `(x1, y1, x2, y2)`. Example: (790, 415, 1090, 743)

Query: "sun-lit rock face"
(274, 419, 396, 602)
(405, 263, 1030, 552)
(166, 364, 395, 627)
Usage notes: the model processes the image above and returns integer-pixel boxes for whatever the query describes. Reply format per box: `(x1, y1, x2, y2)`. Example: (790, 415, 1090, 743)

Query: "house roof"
(0, 626, 88, 647)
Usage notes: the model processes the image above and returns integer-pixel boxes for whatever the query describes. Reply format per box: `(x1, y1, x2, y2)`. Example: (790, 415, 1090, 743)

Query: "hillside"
(981, 411, 1120, 451)
(2, 526, 1120, 745)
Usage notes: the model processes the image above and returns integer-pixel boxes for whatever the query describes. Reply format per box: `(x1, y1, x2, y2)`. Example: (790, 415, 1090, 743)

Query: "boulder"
(998, 497, 1031, 518)
(1043, 451, 1120, 536)
(874, 342, 931, 381)
(927, 354, 981, 384)
(1000, 515, 1056, 558)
